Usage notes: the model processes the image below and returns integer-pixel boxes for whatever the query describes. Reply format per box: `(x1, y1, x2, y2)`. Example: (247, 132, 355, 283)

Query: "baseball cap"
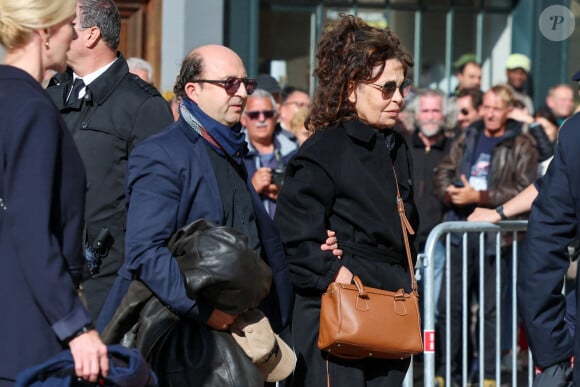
(453, 53, 478, 69)
(506, 53, 531, 73)
(230, 309, 296, 382)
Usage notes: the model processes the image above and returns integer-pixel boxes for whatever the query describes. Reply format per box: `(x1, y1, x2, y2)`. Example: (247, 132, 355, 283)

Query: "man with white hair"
(405, 88, 451, 314)
(127, 57, 153, 84)
(242, 89, 297, 219)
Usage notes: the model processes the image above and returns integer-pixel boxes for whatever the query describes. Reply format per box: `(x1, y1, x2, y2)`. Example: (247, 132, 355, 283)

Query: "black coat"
(46, 54, 174, 318)
(102, 220, 272, 386)
(405, 130, 451, 249)
(274, 120, 417, 386)
(275, 120, 418, 294)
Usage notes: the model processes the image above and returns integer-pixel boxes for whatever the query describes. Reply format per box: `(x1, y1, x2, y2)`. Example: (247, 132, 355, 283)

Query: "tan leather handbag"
(317, 168, 423, 360)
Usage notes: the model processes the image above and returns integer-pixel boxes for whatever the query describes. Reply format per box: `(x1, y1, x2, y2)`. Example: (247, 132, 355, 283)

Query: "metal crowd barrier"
(403, 220, 534, 387)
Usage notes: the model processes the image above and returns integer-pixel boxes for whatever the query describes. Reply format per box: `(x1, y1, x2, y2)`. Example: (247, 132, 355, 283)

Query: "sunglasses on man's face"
(193, 77, 258, 95)
(367, 79, 413, 99)
(245, 110, 276, 120)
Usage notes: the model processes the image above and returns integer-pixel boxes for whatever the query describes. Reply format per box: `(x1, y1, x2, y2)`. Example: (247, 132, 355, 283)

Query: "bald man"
(100, 45, 293, 338)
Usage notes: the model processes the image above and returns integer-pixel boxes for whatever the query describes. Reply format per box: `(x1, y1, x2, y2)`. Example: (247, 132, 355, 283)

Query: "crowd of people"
(1, 0, 580, 386)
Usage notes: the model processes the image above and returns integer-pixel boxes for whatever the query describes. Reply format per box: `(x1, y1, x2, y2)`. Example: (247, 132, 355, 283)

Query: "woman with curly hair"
(274, 14, 418, 386)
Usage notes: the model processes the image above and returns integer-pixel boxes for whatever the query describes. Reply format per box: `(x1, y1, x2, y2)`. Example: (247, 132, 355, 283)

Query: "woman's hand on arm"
(320, 229, 343, 258)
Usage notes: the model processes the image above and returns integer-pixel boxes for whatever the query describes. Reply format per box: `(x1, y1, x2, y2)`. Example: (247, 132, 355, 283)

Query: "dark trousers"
(291, 294, 410, 387)
(436, 240, 507, 382)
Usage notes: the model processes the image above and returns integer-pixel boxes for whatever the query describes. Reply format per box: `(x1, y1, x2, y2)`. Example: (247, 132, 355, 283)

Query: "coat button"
(81, 122, 88, 128)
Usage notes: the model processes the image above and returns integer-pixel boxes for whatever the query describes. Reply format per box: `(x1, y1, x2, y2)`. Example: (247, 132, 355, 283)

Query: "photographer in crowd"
(242, 89, 297, 219)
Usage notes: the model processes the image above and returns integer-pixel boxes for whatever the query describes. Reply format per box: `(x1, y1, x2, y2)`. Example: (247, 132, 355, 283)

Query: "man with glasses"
(242, 89, 297, 219)
(277, 86, 311, 147)
(433, 84, 538, 387)
(99, 46, 293, 365)
(452, 87, 484, 137)
(45, 0, 173, 320)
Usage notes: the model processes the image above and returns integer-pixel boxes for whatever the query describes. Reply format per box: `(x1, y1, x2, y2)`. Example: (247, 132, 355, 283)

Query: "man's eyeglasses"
(245, 110, 276, 120)
(367, 79, 413, 100)
(193, 77, 257, 95)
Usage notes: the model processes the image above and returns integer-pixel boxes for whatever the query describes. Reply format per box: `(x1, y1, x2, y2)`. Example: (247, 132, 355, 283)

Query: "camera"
(451, 179, 464, 188)
(271, 169, 285, 187)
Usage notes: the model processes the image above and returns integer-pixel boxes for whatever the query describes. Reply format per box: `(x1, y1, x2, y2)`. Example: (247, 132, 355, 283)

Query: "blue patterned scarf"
(182, 98, 247, 164)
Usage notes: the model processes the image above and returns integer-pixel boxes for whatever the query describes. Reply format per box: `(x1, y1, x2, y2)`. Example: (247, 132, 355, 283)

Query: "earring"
(44, 40, 50, 49)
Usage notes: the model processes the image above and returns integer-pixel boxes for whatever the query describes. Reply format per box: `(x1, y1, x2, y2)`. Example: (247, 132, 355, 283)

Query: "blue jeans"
(418, 239, 446, 323)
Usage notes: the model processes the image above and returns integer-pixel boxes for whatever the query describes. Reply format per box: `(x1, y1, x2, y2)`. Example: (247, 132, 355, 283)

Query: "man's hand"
(251, 167, 274, 194)
(68, 329, 109, 383)
(321, 229, 343, 258)
(467, 207, 501, 223)
(206, 308, 237, 331)
(446, 175, 479, 206)
(251, 167, 279, 200)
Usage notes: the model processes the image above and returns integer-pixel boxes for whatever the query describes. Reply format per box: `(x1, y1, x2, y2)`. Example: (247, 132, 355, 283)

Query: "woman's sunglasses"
(367, 79, 413, 99)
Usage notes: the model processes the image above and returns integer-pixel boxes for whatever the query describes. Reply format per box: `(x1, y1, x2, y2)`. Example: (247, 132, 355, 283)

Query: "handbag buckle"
(394, 289, 408, 316)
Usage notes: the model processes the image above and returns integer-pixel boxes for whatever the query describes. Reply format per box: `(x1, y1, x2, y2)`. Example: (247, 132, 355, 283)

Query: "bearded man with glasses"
(98, 45, 294, 382)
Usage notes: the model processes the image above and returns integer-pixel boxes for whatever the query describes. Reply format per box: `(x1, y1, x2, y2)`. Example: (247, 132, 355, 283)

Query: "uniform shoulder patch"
(129, 73, 162, 97)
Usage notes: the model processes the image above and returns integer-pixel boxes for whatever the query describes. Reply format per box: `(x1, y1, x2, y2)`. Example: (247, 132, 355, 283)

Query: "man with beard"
(405, 88, 451, 315)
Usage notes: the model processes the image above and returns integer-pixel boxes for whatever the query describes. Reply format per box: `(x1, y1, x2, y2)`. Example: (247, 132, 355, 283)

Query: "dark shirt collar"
(410, 129, 448, 150)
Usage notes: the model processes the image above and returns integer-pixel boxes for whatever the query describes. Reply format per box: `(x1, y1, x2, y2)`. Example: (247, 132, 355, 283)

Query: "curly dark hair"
(307, 15, 413, 131)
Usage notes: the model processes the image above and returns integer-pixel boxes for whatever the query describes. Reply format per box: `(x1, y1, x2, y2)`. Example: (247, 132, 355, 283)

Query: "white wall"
(160, 0, 225, 93)
(481, 16, 512, 91)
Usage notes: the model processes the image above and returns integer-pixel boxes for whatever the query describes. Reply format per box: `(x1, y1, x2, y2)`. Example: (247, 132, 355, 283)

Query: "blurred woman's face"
(43, 16, 77, 73)
(348, 59, 406, 130)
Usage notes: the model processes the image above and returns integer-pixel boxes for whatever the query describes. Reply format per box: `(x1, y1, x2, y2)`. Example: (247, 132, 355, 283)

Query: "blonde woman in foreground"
(0, 0, 108, 384)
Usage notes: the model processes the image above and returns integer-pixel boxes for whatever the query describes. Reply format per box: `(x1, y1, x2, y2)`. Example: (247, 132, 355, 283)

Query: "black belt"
(339, 240, 404, 264)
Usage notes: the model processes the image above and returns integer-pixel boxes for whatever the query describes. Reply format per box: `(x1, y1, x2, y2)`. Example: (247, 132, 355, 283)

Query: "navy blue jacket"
(518, 113, 580, 383)
(99, 117, 293, 332)
(0, 66, 92, 383)
(15, 345, 156, 387)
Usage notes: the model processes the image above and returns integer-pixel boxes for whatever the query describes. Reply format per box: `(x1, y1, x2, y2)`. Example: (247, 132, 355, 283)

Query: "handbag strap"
(391, 165, 418, 295)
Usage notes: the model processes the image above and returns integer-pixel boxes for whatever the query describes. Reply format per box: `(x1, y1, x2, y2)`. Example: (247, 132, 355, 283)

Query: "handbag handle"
(352, 275, 368, 298)
(391, 166, 418, 295)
